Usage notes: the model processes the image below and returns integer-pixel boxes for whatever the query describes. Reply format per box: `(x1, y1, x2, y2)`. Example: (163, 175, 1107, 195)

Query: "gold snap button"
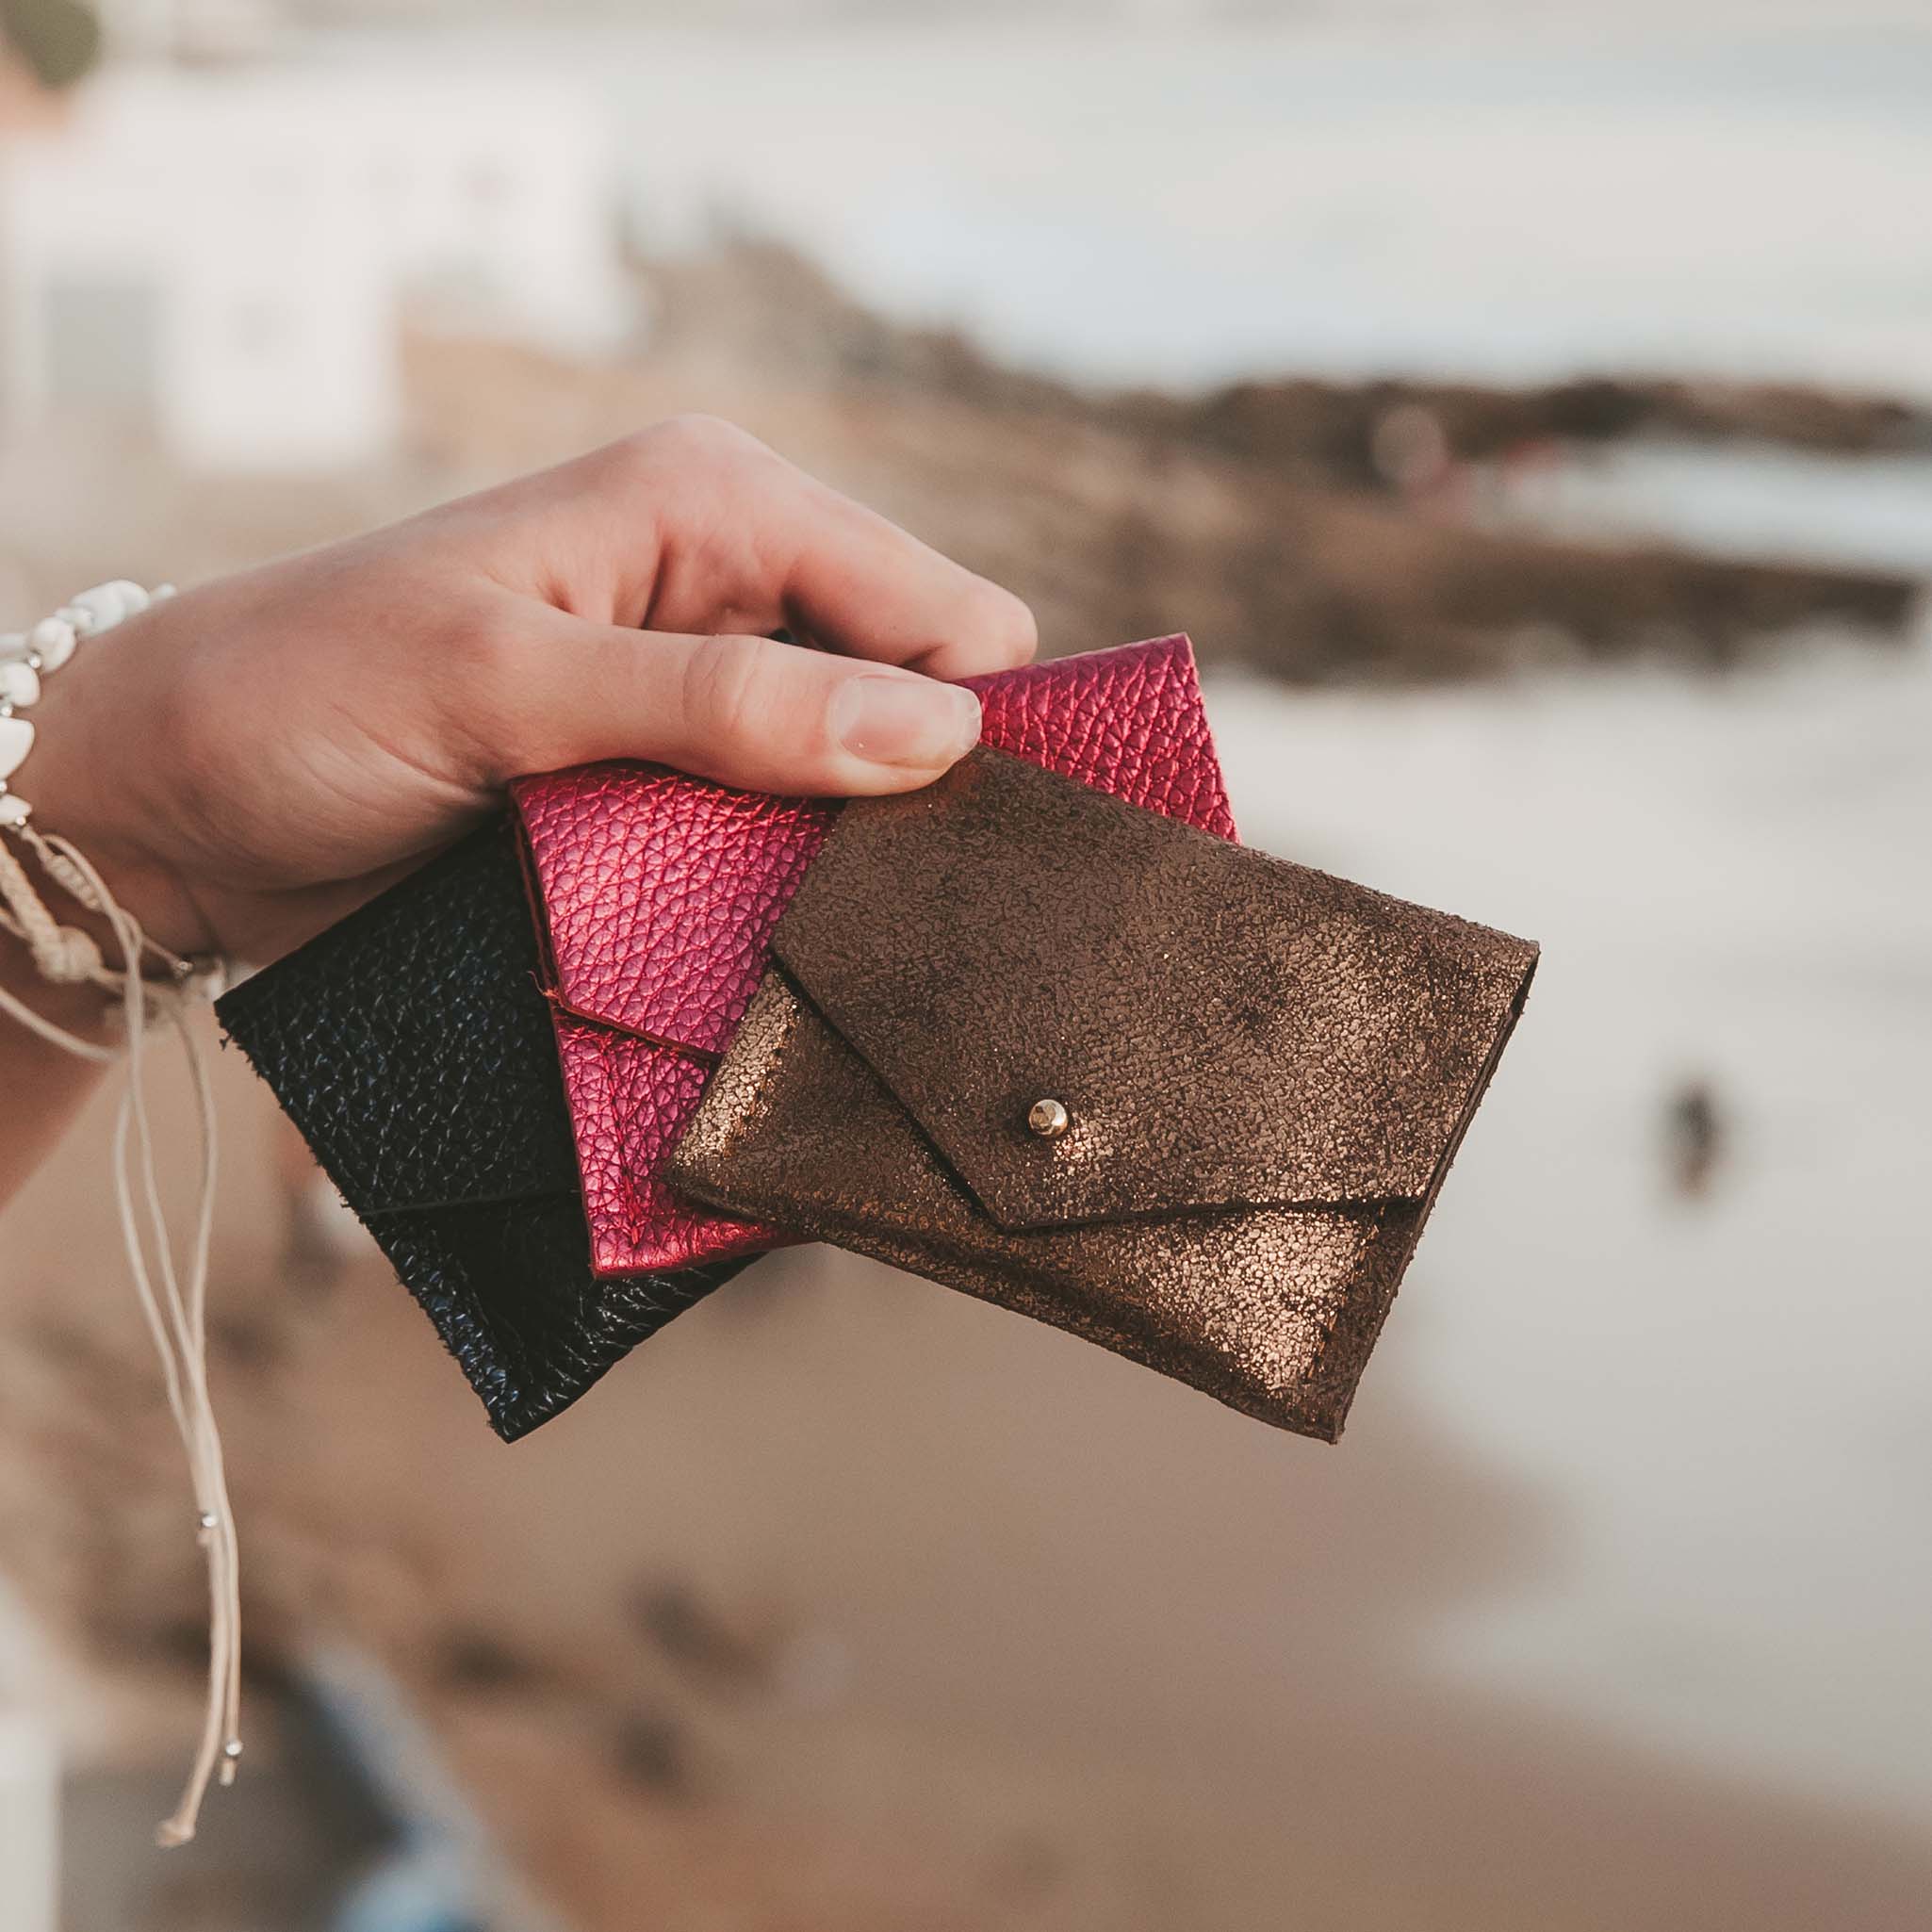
(1026, 1098, 1070, 1140)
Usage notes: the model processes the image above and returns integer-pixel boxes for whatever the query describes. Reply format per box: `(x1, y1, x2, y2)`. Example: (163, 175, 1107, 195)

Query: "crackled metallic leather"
(512, 636, 1236, 1277)
(215, 821, 748, 1441)
(668, 750, 1537, 1442)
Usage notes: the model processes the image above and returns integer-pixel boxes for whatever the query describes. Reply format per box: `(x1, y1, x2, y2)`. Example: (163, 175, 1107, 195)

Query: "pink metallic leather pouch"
(510, 636, 1238, 1277)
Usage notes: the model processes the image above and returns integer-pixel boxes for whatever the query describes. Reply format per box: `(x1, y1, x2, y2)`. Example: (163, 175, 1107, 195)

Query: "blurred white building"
(0, 59, 635, 471)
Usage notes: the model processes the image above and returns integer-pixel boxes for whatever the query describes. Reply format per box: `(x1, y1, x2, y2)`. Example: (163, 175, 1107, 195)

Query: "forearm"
(0, 943, 114, 1203)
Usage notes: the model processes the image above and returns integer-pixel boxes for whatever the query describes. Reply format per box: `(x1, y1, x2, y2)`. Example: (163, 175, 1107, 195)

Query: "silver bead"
(197, 1511, 219, 1531)
(1026, 1097, 1071, 1140)
(221, 1738, 243, 1761)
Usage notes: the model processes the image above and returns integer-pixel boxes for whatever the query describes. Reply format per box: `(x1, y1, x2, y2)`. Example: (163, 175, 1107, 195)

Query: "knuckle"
(965, 580, 1038, 666)
(630, 412, 762, 476)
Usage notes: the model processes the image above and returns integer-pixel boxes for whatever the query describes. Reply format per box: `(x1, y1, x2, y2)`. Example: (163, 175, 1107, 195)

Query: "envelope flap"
(772, 749, 1537, 1232)
(510, 637, 1233, 1057)
(514, 761, 835, 1056)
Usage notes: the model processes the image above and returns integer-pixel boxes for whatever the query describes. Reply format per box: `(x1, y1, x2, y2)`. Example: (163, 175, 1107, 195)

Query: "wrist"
(6, 596, 221, 962)
(16, 770, 216, 962)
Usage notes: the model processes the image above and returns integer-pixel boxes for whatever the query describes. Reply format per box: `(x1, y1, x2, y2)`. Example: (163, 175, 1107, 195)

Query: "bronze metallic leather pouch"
(666, 749, 1538, 1442)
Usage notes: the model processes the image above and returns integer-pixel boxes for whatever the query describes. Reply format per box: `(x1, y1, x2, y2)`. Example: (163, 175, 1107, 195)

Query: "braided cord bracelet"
(0, 583, 240, 1849)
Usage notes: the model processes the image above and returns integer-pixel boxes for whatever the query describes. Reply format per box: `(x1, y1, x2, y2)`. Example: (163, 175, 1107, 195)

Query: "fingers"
(551, 418, 1040, 681)
(482, 616, 984, 797)
(775, 481, 1040, 682)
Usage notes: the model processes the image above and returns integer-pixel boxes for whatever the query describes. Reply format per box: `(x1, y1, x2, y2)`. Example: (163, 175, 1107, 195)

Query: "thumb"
(483, 618, 985, 796)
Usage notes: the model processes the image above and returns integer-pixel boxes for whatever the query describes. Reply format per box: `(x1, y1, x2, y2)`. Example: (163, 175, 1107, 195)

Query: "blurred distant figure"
(1663, 1077, 1727, 1202)
(1369, 401, 1453, 499)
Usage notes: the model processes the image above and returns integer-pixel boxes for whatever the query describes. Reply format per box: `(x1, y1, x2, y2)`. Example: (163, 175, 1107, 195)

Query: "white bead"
(30, 617, 76, 670)
(0, 663, 41, 709)
(0, 633, 28, 663)
(0, 714, 34, 783)
(0, 794, 29, 827)
(74, 582, 137, 630)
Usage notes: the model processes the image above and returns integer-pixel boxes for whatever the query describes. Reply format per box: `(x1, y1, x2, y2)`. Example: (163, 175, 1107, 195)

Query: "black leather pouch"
(214, 819, 748, 1440)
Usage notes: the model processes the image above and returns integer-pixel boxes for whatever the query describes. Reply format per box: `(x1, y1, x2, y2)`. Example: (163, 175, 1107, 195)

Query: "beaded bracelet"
(0, 580, 175, 827)
(0, 579, 240, 1850)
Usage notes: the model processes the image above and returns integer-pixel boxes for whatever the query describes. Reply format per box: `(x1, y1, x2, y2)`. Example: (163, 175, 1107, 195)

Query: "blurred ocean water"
(1483, 443, 1932, 574)
(565, 12, 1932, 397)
(1211, 641, 1932, 1824)
(346, 11, 1932, 394)
(339, 1, 1932, 1839)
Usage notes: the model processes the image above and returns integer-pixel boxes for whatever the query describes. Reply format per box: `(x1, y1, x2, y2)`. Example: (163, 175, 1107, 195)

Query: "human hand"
(22, 418, 1035, 965)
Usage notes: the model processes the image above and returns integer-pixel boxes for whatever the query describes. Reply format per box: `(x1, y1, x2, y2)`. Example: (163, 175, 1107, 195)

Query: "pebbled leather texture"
(549, 1011, 780, 1268)
(513, 635, 1237, 1277)
(214, 820, 749, 1441)
(963, 635, 1236, 845)
(516, 770, 831, 1057)
(668, 750, 1538, 1444)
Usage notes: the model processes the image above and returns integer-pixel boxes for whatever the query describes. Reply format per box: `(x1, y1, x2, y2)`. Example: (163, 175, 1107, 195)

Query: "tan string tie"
(0, 820, 238, 1848)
